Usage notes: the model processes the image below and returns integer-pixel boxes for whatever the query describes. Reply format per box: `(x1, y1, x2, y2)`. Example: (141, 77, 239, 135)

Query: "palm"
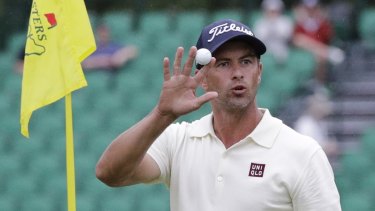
(157, 47, 217, 118)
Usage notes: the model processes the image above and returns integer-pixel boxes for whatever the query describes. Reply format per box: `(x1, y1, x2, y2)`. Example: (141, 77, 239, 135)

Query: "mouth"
(231, 85, 247, 95)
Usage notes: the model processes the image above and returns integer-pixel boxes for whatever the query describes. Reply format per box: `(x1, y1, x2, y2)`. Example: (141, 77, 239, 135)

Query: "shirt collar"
(190, 109, 283, 148)
(248, 109, 283, 148)
(190, 113, 215, 138)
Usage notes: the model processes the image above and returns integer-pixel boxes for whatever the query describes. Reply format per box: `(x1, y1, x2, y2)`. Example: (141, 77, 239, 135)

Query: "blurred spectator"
(254, 0, 293, 65)
(14, 47, 25, 74)
(82, 23, 138, 73)
(294, 92, 340, 162)
(14, 23, 138, 74)
(292, 0, 345, 85)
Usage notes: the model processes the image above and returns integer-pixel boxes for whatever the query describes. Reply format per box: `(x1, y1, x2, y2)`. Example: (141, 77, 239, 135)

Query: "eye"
(241, 58, 253, 65)
(216, 61, 229, 68)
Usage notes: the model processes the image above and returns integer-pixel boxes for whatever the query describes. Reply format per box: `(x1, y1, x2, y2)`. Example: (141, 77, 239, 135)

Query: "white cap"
(261, 0, 284, 11)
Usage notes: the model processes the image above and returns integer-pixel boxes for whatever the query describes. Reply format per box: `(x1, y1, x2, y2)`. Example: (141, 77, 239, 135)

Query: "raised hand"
(156, 46, 218, 120)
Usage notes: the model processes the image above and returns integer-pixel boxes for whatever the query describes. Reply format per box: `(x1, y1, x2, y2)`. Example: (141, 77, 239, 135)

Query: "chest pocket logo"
(248, 163, 266, 177)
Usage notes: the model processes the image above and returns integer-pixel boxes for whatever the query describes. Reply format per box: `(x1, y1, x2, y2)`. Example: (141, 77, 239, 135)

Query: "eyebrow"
(242, 53, 258, 59)
(216, 53, 258, 61)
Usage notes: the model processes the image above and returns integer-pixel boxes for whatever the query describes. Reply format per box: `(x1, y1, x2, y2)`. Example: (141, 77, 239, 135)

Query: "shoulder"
(149, 114, 213, 166)
(270, 120, 324, 171)
(273, 122, 335, 184)
(278, 123, 322, 153)
(164, 113, 212, 137)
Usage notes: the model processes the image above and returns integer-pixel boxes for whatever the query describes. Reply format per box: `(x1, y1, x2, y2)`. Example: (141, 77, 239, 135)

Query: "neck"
(212, 107, 264, 149)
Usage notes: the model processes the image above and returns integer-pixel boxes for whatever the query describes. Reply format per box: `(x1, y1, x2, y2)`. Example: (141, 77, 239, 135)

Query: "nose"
(231, 66, 244, 80)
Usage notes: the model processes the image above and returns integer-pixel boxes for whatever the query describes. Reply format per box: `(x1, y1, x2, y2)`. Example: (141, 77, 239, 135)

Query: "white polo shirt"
(147, 109, 341, 211)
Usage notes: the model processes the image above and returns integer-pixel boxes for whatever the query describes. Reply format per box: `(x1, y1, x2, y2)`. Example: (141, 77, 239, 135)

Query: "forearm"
(96, 46, 216, 186)
(95, 107, 176, 186)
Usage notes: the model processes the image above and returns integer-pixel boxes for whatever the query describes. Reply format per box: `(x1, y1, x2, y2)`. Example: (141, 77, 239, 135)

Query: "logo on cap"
(208, 22, 254, 43)
(195, 19, 266, 69)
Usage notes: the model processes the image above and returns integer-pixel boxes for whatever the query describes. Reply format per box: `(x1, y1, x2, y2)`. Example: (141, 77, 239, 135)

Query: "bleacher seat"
(248, 10, 262, 27)
(361, 127, 375, 153)
(28, 152, 65, 184)
(99, 191, 137, 211)
(41, 173, 67, 202)
(358, 8, 375, 49)
(0, 196, 16, 210)
(176, 11, 206, 45)
(138, 11, 172, 51)
(286, 49, 315, 82)
(138, 195, 170, 211)
(360, 172, 375, 199)
(5, 32, 26, 57)
(12, 133, 47, 162)
(211, 9, 242, 22)
(0, 52, 14, 84)
(340, 152, 371, 188)
(0, 154, 23, 189)
(256, 87, 280, 113)
(340, 192, 372, 211)
(335, 126, 375, 211)
(75, 152, 98, 192)
(155, 31, 185, 56)
(258, 48, 315, 113)
(20, 194, 57, 211)
(76, 193, 100, 211)
(140, 11, 171, 32)
(5, 174, 39, 200)
(102, 11, 133, 43)
(2, 73, 22, 110)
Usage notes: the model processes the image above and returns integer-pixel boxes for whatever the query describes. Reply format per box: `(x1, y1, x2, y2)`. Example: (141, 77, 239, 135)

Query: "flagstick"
(65, 93, 77, 211)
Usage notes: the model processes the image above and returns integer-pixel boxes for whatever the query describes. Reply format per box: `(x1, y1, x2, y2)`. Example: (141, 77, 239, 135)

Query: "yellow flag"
(21, 0, 96, 137)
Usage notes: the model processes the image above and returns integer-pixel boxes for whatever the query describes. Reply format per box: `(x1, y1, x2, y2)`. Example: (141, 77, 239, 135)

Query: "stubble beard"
(216, 90, 254, 112)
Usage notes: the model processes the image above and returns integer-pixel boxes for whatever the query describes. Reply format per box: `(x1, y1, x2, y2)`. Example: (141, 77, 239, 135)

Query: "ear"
(257, 62, 263, 85)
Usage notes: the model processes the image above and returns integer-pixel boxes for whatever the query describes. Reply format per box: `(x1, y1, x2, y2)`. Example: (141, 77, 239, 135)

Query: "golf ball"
(196, 48, 212, 65)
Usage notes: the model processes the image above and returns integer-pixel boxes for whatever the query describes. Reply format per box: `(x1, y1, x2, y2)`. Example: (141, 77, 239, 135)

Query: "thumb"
(195, 91, 218, 107)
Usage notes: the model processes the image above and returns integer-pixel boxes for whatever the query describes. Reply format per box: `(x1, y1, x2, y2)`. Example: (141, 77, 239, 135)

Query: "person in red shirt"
(292, 0, 344, 85)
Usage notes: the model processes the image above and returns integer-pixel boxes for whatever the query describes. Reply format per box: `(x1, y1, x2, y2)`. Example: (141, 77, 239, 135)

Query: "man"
(81, 23, 138, 72)
(96, 19, 341, 211)
(292, 0, 345, 84)
(254, 0, 293, 65)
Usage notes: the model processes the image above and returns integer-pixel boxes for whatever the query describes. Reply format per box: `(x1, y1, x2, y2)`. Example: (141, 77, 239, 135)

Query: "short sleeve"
(147, 133, 171, 185)
(292, 149, 341, 211)
(147, 123, 183, 186)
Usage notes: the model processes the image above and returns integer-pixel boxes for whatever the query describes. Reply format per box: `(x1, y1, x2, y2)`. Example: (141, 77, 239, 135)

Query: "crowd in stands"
(254, 0, 345, 86)
(253, 0, 350, 159)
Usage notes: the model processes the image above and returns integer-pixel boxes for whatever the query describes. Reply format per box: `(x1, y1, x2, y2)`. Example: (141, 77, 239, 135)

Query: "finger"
(206, 57, 216, 69)
(163, 57, 170, 81)
(182, 46, 197, 76)
(194, 91, 218, 107)
(173, 47, 184, 75)
(194, 57, 216, 83)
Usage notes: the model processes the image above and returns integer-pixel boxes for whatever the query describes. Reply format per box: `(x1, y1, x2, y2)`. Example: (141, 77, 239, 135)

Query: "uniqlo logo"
(248, 163, 266, 177)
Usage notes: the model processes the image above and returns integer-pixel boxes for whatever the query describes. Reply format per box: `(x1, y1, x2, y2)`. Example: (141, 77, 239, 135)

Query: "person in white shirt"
(96, 19, 341, 211)
(294, 92, 340, 162)
(254, 0, 293, 65)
